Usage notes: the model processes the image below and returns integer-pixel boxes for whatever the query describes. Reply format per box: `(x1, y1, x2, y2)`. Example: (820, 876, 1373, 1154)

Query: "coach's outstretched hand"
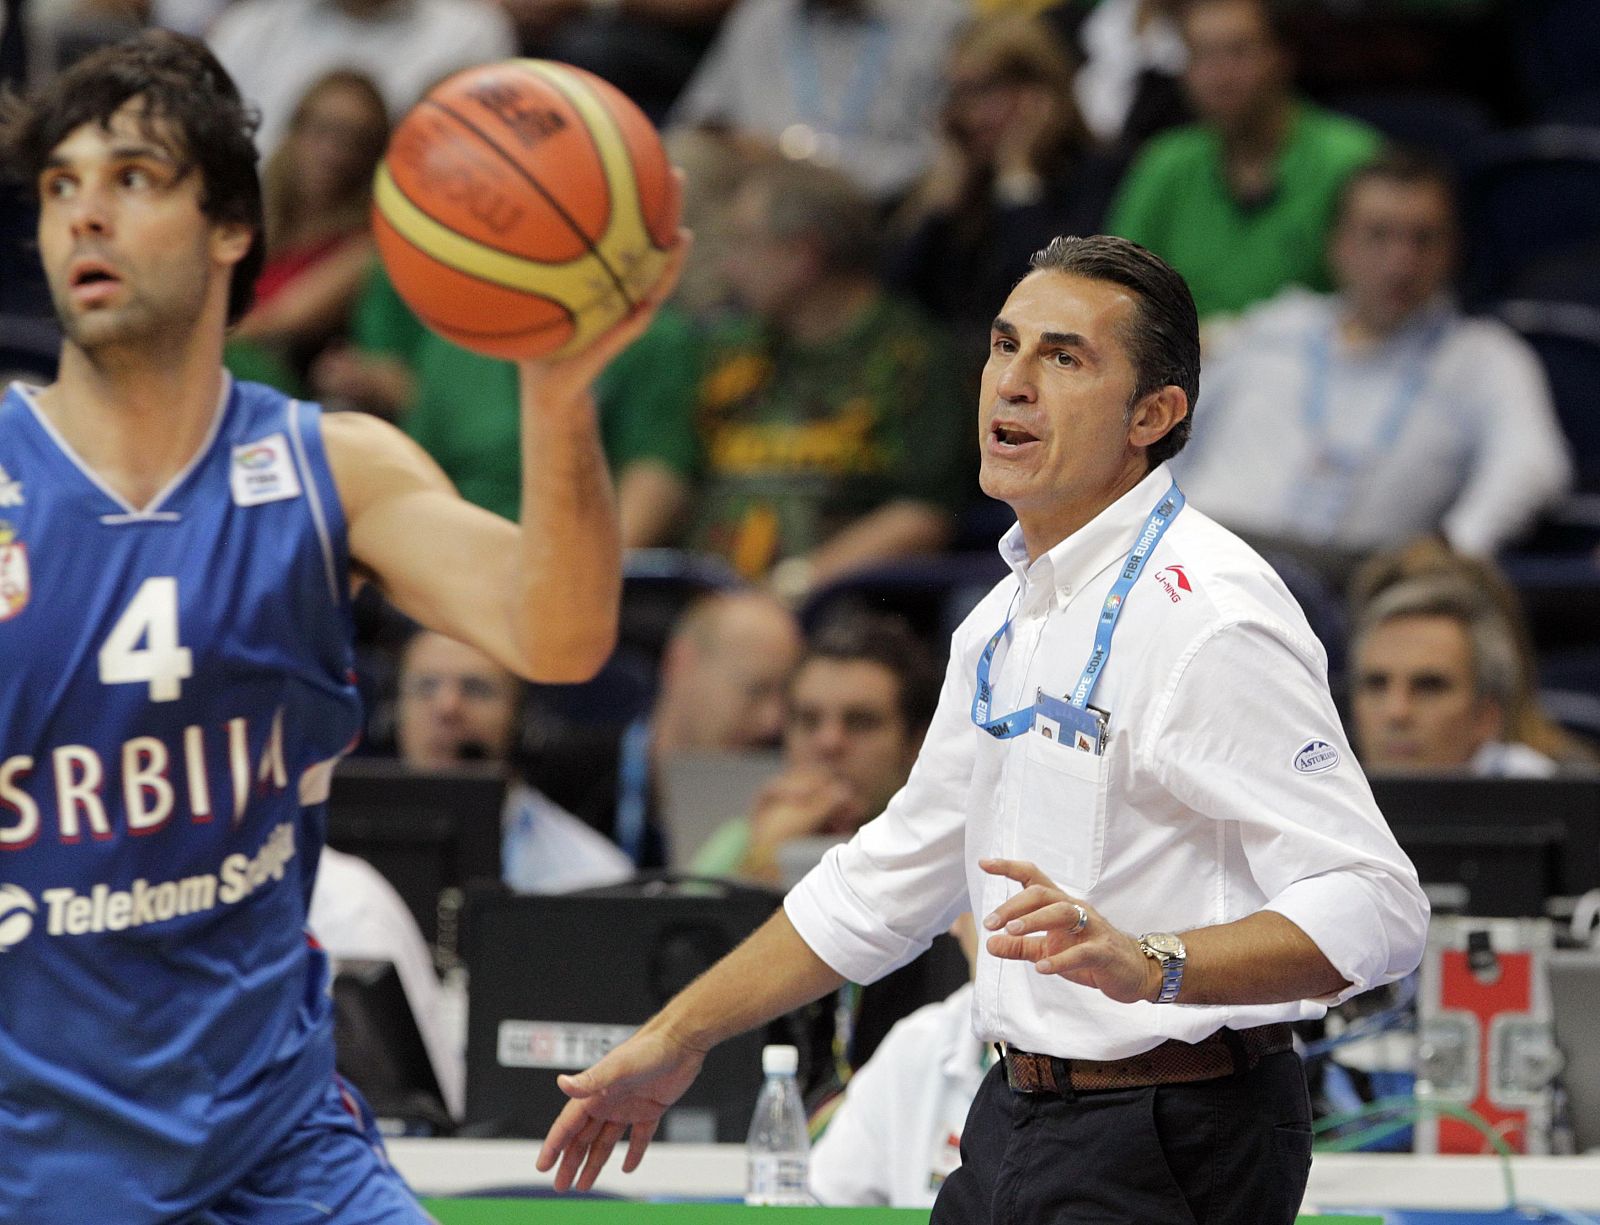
(535, 1024, 706, 1192)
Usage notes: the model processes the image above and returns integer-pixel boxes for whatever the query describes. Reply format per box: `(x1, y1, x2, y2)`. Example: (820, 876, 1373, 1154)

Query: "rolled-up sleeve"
(1142, 620, 1430, 1003)
(785, 640, 976, 985)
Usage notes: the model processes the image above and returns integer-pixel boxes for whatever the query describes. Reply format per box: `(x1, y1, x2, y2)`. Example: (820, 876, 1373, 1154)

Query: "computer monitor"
(1370, 776, 1600, 901)
(1391, 821, 1567, 917)
(462, 883, 792, 1141)
(324, 759, 506, 945)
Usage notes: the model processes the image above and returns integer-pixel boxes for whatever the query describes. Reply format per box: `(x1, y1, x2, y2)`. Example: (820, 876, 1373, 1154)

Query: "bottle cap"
(761, 1044, 799, 1076)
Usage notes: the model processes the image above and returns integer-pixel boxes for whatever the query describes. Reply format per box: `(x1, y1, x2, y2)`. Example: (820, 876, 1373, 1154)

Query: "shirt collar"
(997, 463, 1177, 604)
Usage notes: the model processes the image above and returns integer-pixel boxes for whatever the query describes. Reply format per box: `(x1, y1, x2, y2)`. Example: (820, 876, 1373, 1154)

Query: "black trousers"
(931, 1050, 1313, 1225)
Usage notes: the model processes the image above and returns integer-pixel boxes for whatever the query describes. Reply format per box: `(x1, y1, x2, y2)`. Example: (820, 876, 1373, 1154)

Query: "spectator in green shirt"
(692, 155, 968, 599)
(1107, 0, 1381, 320)
(311, 265, 700, 549)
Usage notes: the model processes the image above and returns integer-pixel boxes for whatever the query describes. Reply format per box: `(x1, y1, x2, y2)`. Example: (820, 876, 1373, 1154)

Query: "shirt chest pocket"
(1017, 733, 1106, 896)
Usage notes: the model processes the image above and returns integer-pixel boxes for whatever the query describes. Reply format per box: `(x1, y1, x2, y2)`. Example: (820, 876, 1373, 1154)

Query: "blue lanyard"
(1302, 315, 1449, 469)
(614, 716, 652, 866)
(787, 9, 891, 137)
(970, 481, 1185, 740)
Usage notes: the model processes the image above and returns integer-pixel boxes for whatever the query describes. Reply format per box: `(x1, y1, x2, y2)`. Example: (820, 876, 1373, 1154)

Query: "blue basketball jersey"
(0, 378, 365, 1223)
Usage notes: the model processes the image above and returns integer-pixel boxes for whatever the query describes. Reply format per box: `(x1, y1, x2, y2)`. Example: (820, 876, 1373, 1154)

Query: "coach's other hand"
(979, 858, 1161, 1004)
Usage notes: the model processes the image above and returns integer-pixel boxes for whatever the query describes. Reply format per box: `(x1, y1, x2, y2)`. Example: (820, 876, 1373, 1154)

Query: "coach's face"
(979, 270, 1183, 560)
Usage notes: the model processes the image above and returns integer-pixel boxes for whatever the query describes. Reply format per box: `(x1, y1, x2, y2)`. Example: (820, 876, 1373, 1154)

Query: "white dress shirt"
(810, 982, 985, 1209)
(1175, 290, 1573, 557)
(786, 465, 1430, 1060)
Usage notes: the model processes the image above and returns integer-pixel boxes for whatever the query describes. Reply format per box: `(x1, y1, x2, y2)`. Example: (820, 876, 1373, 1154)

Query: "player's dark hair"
(0, 29, 264, 323)
(799, 612, 942, 735)
(1028, 234, 1201, 469)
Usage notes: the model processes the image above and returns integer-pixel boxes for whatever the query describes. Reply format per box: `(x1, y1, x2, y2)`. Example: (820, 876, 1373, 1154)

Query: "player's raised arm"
(322, 240, 687, 683)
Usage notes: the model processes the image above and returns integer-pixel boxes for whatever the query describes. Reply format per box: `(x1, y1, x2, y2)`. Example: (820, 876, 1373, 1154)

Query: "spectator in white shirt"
(670, 0, 967, 202)
(1176, 148, 1573, 581)
(391, 629, 634, 893)
(1350, 573, 1558, 778)
(536, 234, 1428, 1225)
(809, 914, 984, 1208)
(208, 0, 516, 156)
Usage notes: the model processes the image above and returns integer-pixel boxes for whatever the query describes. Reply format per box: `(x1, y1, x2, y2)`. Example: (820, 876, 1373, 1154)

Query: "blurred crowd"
(4, 0, 1600, 1187)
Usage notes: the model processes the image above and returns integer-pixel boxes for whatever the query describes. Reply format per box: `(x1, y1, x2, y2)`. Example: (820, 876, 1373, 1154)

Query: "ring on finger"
(1069, 903, 1089, 934)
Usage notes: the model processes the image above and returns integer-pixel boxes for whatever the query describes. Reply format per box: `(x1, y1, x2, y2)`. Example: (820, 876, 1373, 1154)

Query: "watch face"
(1144, 932, 1185, 958)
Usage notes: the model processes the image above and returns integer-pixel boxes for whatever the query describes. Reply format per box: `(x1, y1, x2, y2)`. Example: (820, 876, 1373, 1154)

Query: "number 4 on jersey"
(98, 577, 193, 702)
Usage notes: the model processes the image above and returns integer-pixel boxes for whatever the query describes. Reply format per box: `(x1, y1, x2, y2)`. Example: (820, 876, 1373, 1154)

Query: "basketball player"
(0, 31, 682, 1224)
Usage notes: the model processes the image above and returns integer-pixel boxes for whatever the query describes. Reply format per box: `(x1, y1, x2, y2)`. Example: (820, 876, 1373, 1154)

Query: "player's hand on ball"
(979, 858, 1157, 1004)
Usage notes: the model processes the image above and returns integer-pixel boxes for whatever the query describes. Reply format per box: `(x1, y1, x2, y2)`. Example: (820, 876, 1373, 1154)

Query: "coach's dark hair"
(1028, 234, 1200, 469)
(0, 29, 264, 323)
(798, 612, 943, 735)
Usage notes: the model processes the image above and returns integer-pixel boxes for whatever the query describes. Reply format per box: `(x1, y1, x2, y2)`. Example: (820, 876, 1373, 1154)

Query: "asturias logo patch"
(1293, 739, 1341, 774)
(0, 884, 36, 951)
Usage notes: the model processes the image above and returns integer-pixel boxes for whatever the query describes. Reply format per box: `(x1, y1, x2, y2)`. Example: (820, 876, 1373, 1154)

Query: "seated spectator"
(390, 628, 635, 893)
(522, 589, 804, 865)
(889, 13, 1123, 397)
(1349, 573, 1557, 777)
(809, 914, 983, 1207)
(1349, 538, 1595, 769)
(691, 612, 940, 885)
(312, 275, 699, 549)
(207, 0, 516, 156)
(226, 70, 388, 393)
(670, 0, 967, 202)
(1054, 0, 1190, 152)
(1174, 150, 1573, 573)
(690, 155, 966, 595)
(1108, 0, 1381, 320)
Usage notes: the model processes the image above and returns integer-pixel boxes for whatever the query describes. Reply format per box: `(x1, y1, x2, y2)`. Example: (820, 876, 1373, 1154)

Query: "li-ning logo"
(0, 884, 36, 951)
(1293, 739, 1340, 775)
(1154, 564, 1191, 603)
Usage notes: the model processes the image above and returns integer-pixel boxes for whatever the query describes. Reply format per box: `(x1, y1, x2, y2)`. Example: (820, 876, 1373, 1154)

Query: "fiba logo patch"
(0, 884, 36, 951)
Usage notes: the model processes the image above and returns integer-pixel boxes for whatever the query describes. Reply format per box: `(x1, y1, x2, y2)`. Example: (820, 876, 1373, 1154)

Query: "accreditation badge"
(0, 523, 29, 622)
(1035, 689, 1108, 755)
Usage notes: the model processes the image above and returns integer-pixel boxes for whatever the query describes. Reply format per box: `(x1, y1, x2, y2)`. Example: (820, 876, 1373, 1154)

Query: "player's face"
(1352, 614, 1503, 770)
(979, 270, 1165, 553)
(396, 633, 522, 769)
(784, 658, 919, 820)
(36, 101, 246, 351)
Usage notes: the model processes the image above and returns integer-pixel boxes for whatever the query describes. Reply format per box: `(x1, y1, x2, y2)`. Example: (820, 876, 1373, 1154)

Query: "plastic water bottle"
(745, 1044, 811, 1206)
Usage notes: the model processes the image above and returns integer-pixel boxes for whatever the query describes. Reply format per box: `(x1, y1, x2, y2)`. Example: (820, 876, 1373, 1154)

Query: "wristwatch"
(1138, 931, 1187, 1004)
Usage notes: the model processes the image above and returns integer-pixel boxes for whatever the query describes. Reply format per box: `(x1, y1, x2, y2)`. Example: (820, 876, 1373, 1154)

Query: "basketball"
(371, 60, 681, 361)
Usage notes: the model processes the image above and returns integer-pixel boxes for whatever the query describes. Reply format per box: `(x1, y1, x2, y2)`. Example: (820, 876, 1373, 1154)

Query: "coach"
(538, 235, 1429, 1225)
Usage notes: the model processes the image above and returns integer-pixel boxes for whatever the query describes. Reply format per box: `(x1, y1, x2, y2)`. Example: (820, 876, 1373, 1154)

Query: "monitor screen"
(325, 759, 506, 945)
(462, 884, 791, 1142)
(1370, 776, 1600, 903)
